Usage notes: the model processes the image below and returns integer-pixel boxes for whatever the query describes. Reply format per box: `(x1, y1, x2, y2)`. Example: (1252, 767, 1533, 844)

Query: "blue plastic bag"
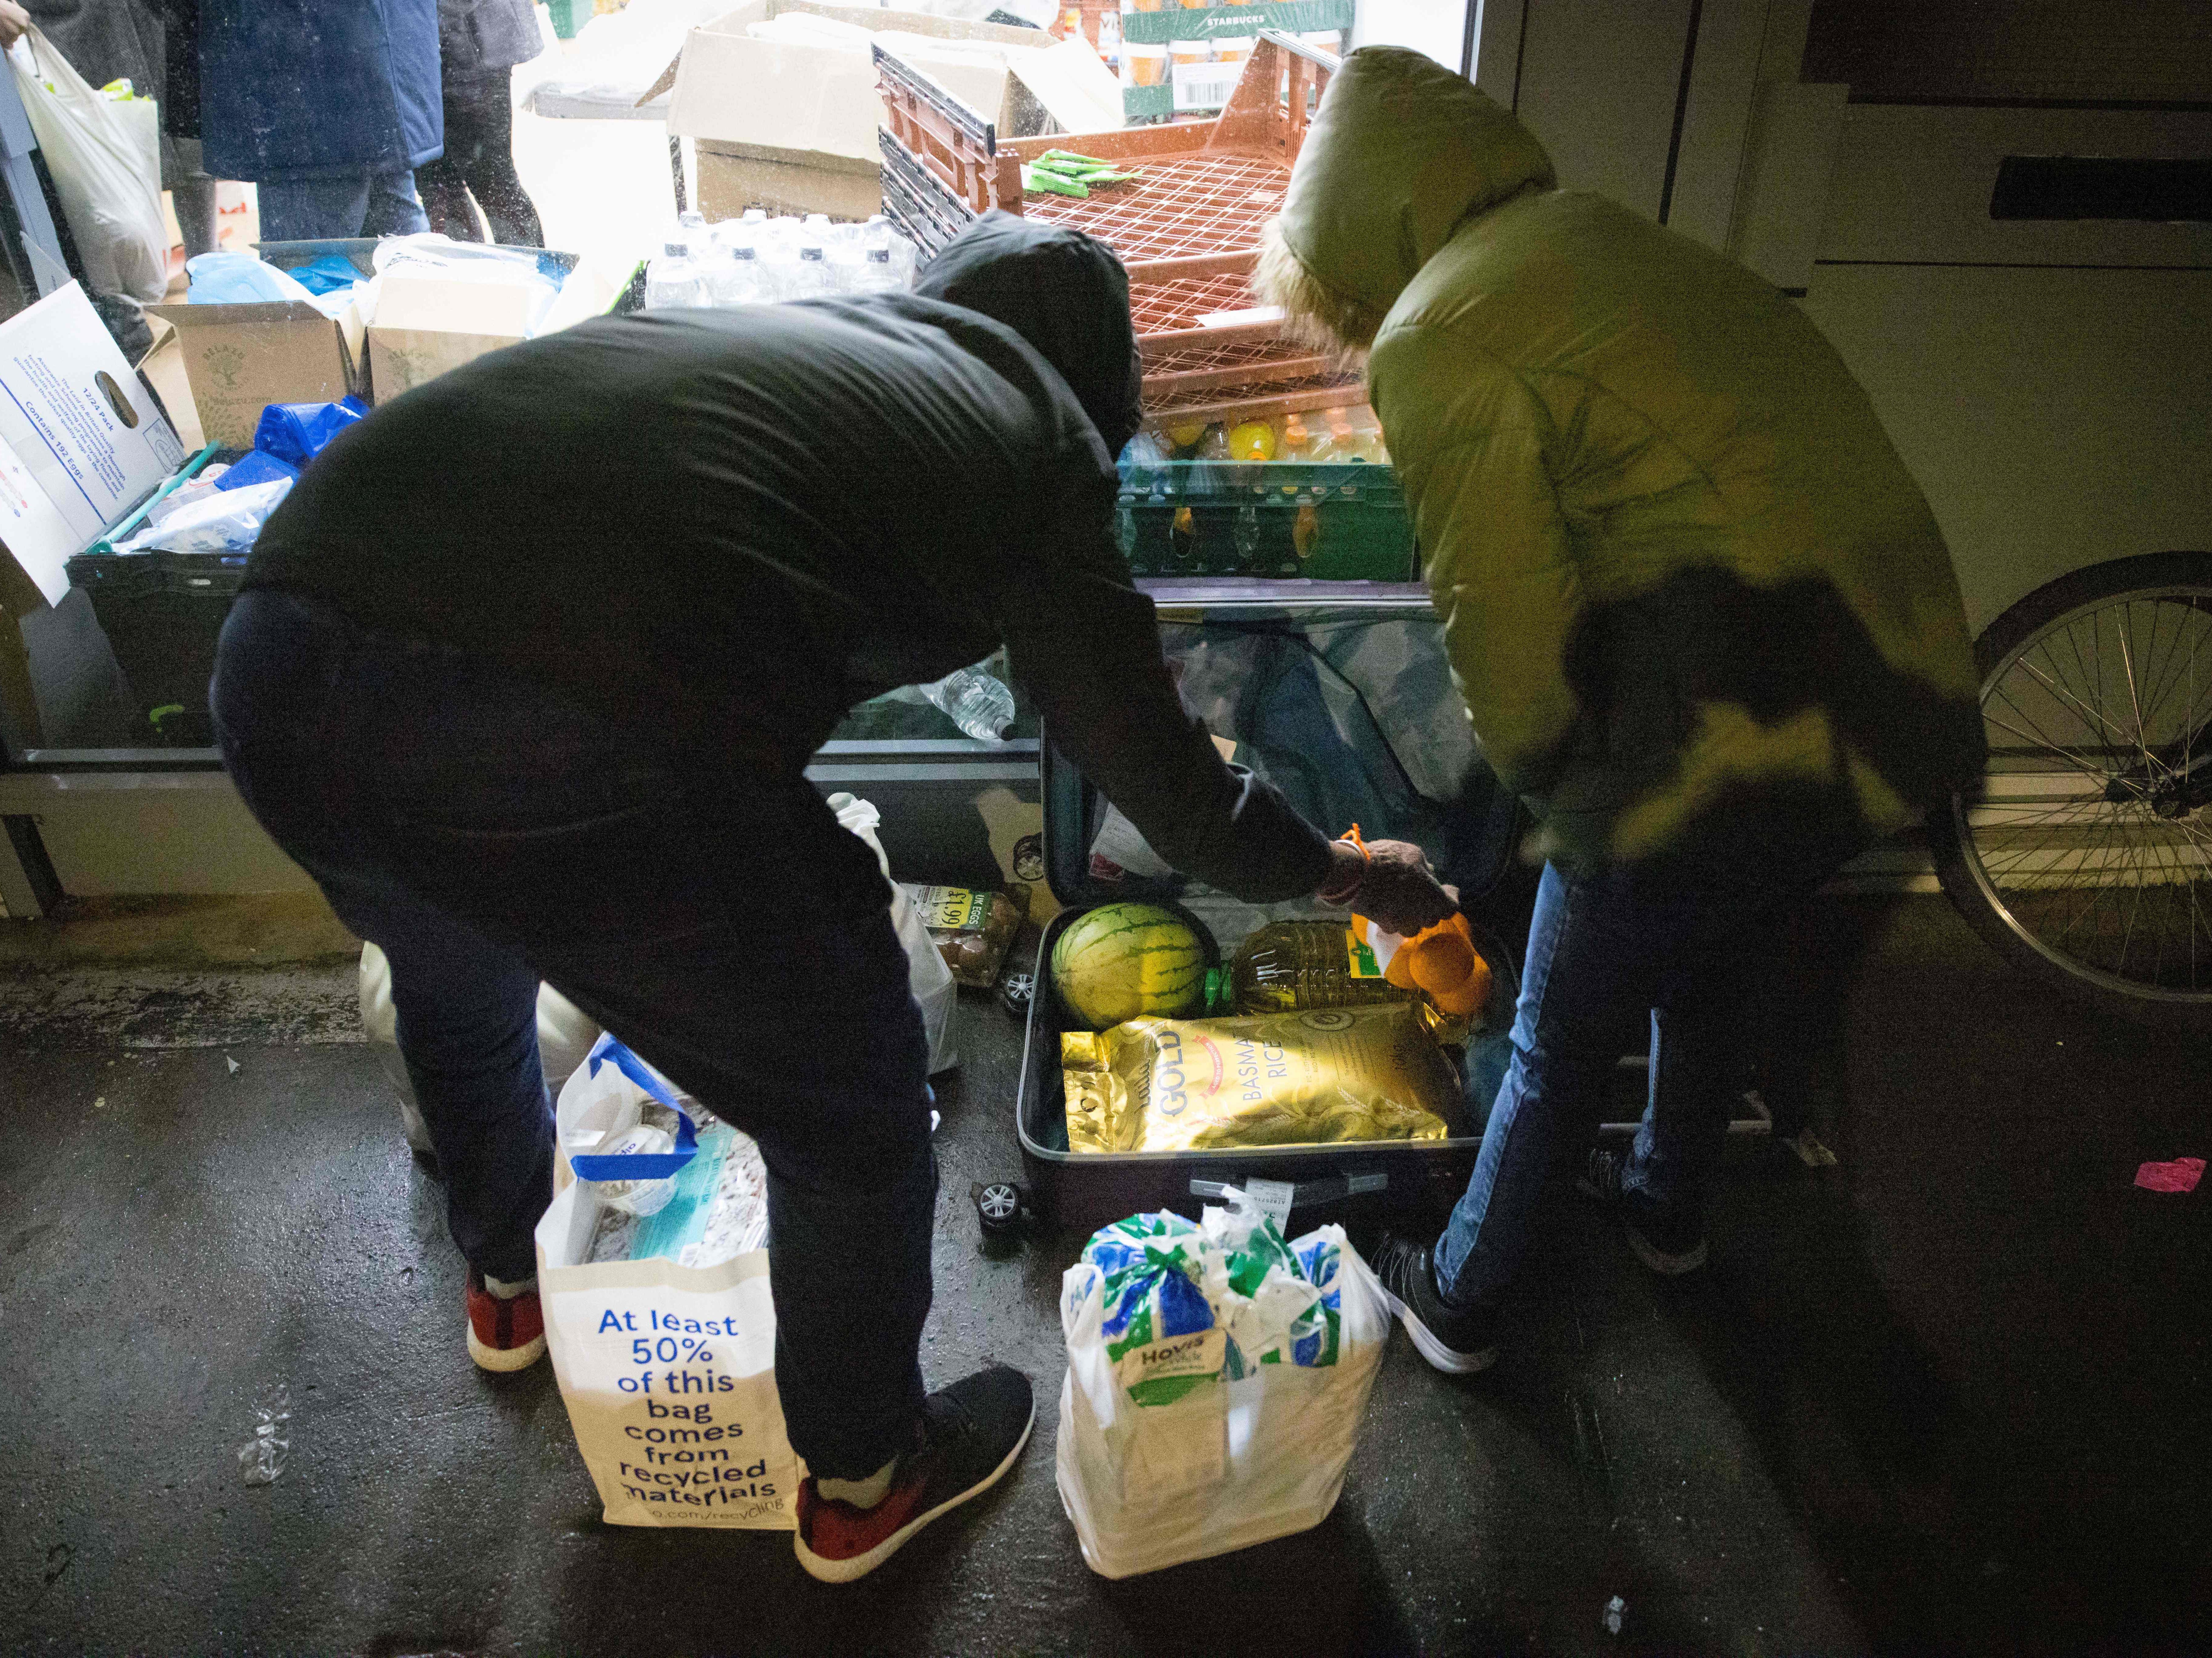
(185, 251, 318, 305)
(285, 254, 369, 296)
(213, 448, 298, 492)
(251, 396, 369, 470)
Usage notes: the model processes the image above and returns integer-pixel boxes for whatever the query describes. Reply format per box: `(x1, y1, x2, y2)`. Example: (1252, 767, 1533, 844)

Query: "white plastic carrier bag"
(8, 28, 167, 301)
(1055, 1188, 1392, 1578)
(827, 790, 959, 1074)
(358, 941, 603, 1156)
(537, 1033, 800, 1529)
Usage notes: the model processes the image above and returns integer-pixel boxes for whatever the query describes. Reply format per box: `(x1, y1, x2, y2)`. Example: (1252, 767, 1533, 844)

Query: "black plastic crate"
(64, 548, 247, 746)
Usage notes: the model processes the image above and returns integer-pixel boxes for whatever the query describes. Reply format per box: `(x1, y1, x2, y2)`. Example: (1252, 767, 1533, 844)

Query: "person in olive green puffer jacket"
(1257, 46, 1986, 1373)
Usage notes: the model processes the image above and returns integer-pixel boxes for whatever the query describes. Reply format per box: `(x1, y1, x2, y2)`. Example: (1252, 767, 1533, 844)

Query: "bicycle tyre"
(1929, 550, 2212, 1031)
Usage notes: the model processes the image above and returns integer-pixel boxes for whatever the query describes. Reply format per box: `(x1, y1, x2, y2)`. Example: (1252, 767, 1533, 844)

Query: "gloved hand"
(1317, 838, 1460, 937)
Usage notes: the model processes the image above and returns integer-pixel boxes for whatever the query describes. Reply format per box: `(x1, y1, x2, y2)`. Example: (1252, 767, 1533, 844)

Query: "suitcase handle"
(1190, 1173, 1387, 1210)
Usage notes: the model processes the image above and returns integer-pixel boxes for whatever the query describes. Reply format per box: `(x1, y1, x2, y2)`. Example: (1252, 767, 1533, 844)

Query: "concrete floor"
(3, 894, 2207, 1656)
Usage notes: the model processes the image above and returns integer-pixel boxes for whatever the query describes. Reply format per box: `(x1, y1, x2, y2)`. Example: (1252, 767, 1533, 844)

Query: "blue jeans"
(211, 590, 934, 1479)
(1435, 845, 1851, 1308)
(256, 171, 430, 241)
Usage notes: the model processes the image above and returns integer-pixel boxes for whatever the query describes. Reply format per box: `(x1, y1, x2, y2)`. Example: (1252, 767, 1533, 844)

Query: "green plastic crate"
(1118, 0, 1350, 118)
(1116, 459, 1416, 581)
(1117, 0, 1352, 44)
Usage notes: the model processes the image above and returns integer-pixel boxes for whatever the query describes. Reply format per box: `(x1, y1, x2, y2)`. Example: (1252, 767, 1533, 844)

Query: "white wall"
(1351, 0, 1471, 71)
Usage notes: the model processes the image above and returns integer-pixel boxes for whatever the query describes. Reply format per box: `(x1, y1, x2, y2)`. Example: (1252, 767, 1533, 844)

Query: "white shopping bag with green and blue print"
(1055, 1188, 1391, 1577)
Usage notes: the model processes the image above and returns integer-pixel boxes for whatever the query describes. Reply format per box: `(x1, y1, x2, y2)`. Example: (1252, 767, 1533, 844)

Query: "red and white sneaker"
(794, 1365, 1034, 1583)
(465, 1269, 546, 1372)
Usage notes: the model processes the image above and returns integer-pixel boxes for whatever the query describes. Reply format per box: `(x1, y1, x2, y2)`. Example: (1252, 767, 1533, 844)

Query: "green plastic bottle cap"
(1205, 966, 1229, 1014)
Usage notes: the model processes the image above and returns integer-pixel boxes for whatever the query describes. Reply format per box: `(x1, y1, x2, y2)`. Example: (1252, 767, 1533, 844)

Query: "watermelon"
(1052, 903, 1210, 1030)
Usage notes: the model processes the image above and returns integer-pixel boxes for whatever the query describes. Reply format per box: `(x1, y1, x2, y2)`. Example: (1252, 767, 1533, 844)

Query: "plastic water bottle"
(707, 222, 761, 305)
(920, 666, 1016, 743)
(848, 218, 909, 294)
(883, 221, 918, 289)
(826, 223, 867, 297)
(703, 246, 753, 305)
(645, 240, 705, 309)
(750, 215, 801, 303)
(793, 236, 829, 301)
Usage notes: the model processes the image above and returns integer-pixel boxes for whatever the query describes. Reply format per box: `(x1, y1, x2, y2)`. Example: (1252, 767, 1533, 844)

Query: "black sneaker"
(1578, 1149, 1709, 1275)
(1370, 1233, 1499, 1375)
(793, 1365, 1034, 1584)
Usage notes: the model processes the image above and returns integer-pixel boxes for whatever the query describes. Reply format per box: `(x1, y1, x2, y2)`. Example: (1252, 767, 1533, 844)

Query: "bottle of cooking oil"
(1230, 919, 1411, 1013)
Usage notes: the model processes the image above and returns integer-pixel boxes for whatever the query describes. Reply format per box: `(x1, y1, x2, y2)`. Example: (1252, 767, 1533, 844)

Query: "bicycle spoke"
(2134, 598, 2174, 734)
(2046, 625, 2134, 761)
(2146, 825, 2204, 987)
(2118, 818, 2157, 976)
(2115, 604, 2164, 779)
(1984, 696, 2120, 784)
(2152, 849, 2173, 984)
(2046, 809, 2122, 945)
(2010, 659, 2129, 775)
(2154, 829, 2208, 989)
(2139, 602, 2206, 732)
(1975, 804, 2119, 883)
(2063, 618, 2111, 747)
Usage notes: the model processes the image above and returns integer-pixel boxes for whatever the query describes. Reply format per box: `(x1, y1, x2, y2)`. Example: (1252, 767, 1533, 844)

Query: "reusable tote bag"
(537, 1036, 801, 1529)
(9, 27, 167, 301)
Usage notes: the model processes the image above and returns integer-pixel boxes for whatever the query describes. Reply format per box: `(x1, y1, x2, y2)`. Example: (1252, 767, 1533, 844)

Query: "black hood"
(915, 210, 1144, 459)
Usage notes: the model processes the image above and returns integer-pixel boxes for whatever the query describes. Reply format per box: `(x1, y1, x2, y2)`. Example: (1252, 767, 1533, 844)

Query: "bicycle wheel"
(1929, 551, 2212, 1030)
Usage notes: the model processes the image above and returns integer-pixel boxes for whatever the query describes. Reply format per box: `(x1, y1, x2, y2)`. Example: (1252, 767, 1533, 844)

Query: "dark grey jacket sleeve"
(1002, 519, 1336, 905)
(438, 0, 539, 72)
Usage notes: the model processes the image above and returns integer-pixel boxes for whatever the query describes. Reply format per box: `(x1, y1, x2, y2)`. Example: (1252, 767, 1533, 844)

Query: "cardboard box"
(643, 1, 1120, 219)
(366, 252, 605, 399)
(0, 283, 189, 613)
(143, 297, 363, 449)
(694, 142, 885, 221)
(368, 271, 548, 400)
(145, 240, 376, 447)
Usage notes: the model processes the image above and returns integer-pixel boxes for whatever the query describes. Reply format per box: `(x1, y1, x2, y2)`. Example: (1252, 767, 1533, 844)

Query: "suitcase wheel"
(972, 1179, 1029, 1239)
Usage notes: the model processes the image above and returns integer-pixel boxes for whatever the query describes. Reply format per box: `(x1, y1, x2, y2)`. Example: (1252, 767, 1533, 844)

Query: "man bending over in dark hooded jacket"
(212, 212, 1456, 1582)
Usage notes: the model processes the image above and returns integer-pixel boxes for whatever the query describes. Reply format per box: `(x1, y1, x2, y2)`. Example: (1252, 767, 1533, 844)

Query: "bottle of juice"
(1312, 405, 1357, 463)
(1278, 413, 1317, 461)
(1345, 405, 1389, 464)
(1226, 418, 1277, 462)
(1164, 418, 1208, 456)
(1230, 920, 1411, 1014)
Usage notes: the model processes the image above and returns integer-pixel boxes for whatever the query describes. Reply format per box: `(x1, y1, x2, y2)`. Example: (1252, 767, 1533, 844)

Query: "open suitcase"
(1013, 578, 1529, 1239)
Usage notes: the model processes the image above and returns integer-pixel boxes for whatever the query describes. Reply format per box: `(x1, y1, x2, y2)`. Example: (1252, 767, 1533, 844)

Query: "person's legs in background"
(428, 69, 542, 245)
(254, 176, 373, 241)
(255, 171, 426, 240)
(361, 169, 430, 237)
(164, 137, 219, 260)
(416, 148, 480, 242)
(1611, 990, 1741, 1266)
